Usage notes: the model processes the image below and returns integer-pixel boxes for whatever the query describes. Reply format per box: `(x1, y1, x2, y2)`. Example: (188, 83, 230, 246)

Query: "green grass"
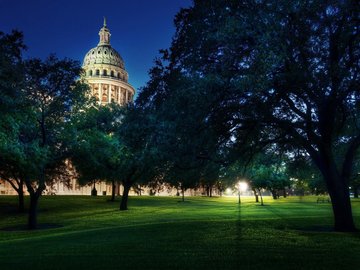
(0, 195, 360, 270)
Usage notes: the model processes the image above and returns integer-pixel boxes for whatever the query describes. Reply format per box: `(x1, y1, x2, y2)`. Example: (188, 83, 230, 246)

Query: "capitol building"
(0, 19, 136, 196)
(83, 18, 135, 106)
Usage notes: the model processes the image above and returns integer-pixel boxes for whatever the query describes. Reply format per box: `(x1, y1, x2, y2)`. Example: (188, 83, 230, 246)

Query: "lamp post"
(237, 181, 248, 205)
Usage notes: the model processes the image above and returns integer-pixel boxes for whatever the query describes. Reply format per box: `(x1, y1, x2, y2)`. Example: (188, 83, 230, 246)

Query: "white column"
(108, 84, 111, 103)
(125, 90, 128, 104)
(99, 83, 102, 105)
(120, 88, 124, 105)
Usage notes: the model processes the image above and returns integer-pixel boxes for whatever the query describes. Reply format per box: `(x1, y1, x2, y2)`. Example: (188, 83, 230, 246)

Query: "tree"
(137, 56, 226, 202)
(73, 102, 164, 210)
(147, 0, 359, 231)
(245, 149, 290, 203)
(19, 55, 88, 229)
(115, 105, 163, 210)
(199, 162, 221, 197)
(71, 104, 123, 201)
(249, 171, 267, 206)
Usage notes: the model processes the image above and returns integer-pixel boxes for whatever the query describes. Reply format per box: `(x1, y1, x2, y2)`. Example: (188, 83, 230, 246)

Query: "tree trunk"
(116, 182, 121, 196)
(326, 177, 355, 232)
(24, 171, 46, 230)
(253, 188, 259, 203)
(28, 194, 40, 230)
(18, 186, 25, 213)
(110, 180, 116, 202)
(258, 189, 264, 206)
(283, 189, 287, 198)
(120, 183, 131, 210)
(271, 189, 278, 199)
(91, 180, 97, 196)
(209, 186, 212, 197)
(182, 187, 185, 202)
(319, 157, 356, 232)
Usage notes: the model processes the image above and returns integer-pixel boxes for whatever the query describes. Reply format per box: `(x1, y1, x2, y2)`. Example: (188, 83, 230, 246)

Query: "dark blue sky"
(0, 0, 192, 91)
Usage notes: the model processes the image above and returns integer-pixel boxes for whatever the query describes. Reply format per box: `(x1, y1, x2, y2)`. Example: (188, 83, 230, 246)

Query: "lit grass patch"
(0, 195, 359, 269)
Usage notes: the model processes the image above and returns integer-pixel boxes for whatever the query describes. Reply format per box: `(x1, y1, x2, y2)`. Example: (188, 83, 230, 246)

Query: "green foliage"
(0, 30, 25, 112)
(20, 55, 89, 188)
(245, 150, 290, 198)
(0, 31, 26, 173)
(137, 56, 225, 196)
(72, 102, 166, 208)
(116, 105, 163, 186)
(71, 104, 123, 184)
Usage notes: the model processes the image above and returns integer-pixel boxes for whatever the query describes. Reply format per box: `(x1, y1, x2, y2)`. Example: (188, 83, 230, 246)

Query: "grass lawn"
(0, 195, 359, 270)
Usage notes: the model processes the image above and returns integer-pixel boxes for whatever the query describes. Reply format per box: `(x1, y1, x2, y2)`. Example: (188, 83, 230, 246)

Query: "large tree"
(140, 0, 359, 231)
(71, 104, 124, 201)
(20, 56, 88, 229)
(115, 104, 166, 210)
(137, 58, 226, 201)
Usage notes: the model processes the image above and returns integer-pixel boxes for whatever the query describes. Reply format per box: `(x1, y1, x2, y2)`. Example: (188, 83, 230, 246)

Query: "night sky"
(0, 0, 192, 92)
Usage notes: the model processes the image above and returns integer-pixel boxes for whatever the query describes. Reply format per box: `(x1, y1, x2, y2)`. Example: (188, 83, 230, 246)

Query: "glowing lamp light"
(237, 180, 248, 204)
(238, 181, 248, 192)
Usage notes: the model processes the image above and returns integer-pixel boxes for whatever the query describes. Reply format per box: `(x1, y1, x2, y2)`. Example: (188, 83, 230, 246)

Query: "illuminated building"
(83, 18, 135, 105)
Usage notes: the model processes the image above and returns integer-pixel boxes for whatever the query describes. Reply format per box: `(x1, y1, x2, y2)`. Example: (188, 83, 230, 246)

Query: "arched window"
(96, 69, 100, 76)
(88, 70, 93, 76)
(117, 72, 121, 79)
(111, 70, 114, 77)
(103, 70, 107, 76)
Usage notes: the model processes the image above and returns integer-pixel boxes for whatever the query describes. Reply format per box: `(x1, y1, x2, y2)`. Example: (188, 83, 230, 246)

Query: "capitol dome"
(82, 18, 135, 105)
(83, 46, 125, 69)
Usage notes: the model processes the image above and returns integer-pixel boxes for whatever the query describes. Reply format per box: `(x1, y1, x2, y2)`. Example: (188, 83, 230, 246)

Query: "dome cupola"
(98, 17, 111, 46)
(83, 17, 125, 69)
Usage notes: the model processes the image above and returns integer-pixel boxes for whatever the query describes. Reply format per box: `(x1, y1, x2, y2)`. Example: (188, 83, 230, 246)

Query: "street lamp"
(237, 181, 248, 204)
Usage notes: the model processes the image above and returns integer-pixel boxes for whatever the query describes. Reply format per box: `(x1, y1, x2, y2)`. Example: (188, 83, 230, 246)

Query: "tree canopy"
(137, 0, 360, 231)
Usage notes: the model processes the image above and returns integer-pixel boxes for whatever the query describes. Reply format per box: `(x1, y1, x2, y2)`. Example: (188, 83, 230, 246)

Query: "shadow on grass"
(0, 204, 24, 215)
(263, 205, 336, 232)
(292, 225, 334, 232)
(1, 223, 63, 231)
